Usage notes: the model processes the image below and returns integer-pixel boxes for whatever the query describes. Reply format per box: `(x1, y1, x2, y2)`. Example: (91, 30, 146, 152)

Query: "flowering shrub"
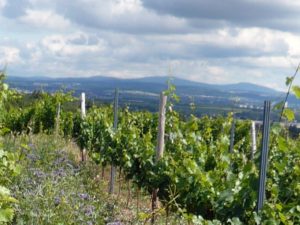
(8, 134, 122, 224)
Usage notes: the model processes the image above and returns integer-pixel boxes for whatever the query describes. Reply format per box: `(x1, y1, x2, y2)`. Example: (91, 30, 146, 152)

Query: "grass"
(3, 134, 188, 225)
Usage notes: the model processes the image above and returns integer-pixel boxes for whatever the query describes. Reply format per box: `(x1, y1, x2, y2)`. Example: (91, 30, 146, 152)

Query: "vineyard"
(1, 72, 300, 225)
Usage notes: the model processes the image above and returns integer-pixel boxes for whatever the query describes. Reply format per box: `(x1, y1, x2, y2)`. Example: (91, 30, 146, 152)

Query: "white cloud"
(41, 33, 106, 56)
(0, 0, 6, 10)
(0, 46, 22, 64)
(19, 9, 71, 30)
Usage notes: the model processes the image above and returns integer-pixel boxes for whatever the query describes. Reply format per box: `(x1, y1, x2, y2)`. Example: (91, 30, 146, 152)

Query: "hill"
(6, 75, 294, 120)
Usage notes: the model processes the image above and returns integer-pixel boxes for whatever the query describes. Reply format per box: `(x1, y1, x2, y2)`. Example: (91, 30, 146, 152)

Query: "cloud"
(57, 0, 191, 34)
(2, 0, 30, 18)
(19, 9, 71, 30)
(141, 0, 300, 31)
(0, 0, 6, 10)
(0, 46, 22, 64)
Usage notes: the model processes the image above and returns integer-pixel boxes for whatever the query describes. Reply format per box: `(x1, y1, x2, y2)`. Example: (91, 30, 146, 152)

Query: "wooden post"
(257, 101, 271, 212)
(109, 89, 119, 194)
(156, 93, 167, 160)
(136, 187, 140, 217)
(109, 165, 116, 194)
(251, 121, 257, 160)
(229, 118, 235, 153)
(151, 92, 167, 224)
(126, 180, 131, 207)
(81, 93, 87, 161)
(55, 102, 61, 136)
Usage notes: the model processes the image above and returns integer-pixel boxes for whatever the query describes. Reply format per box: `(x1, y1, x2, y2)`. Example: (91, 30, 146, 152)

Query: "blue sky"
(1, 0, 300, 90)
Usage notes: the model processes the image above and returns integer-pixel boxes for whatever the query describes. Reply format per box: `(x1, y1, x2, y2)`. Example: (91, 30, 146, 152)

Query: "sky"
(1, 0, 300, 90)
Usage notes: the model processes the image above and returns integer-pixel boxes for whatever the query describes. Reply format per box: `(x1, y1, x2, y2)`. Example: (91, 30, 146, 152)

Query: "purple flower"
(78, 193, 89, 200)
(53, 168, 67, 177)
(31, 169, 45, 178)
(54, 156, 67, 165)
(107, 222, 123, 225)
(84, 205, 95, 217)
(28, 143, 35, 149)
(27, 153, 39, 161)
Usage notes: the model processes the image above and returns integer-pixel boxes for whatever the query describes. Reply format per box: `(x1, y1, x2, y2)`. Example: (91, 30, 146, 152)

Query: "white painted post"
(55, 102, 61, 136)
(251, 121, 257, 159)
(229, 119, 235, 153)
(81, 92, 86, 161)
(81, 93, 86, 118)
(151, 92, 167, 224)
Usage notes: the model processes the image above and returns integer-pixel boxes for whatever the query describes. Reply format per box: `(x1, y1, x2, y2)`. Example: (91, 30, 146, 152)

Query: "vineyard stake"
(151, 92, 167, 224)
(136, 187, 140, 217)
(229, 117, 235, 153)
(126, 180, 131, 207)
(156, 93, 167, 160)
(55, 102, 61, 136)
(251, 121, 257, 160)
(81, 93, 87, 161)
(118, 167, 122, 198)
(109, 88, 119, 194)
(257, 101, 271, 212)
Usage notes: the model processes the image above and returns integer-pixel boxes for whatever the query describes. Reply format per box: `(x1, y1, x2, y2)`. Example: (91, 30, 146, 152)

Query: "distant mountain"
(6, 75, 282, 99)
(215, 82, 279, 95)
(109, 76, 279, 95)
(7, 75, 296, 120)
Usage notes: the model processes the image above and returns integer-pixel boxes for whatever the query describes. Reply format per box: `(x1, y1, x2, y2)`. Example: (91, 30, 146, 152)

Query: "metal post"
(257, 101, 271, 212)
(109, 89, 119, 194)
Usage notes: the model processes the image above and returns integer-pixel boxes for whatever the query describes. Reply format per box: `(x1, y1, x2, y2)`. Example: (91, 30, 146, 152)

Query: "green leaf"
(3, 83, 8, 91)
(286, 76, 293, 86)
(275, 203, 283, 211)
(278, 137, 288, 152)
(279, 212, 287, 223)
(227, 218, 242, 225)
(283, 108, 295, 121)
(0, 208, 14, 223)
(293, 86, 300, 99)
(0, 185, 10, 196)
(273, 101, 284, 111)
(253, 212, 261, 224)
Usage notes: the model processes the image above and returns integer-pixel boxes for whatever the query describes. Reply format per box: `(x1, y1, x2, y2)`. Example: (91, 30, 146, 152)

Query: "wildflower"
(84, 205, 95, 217)
(32, 169, 46, 179)
(79, 193, 89, 200)
(107, 222, 123, 225)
